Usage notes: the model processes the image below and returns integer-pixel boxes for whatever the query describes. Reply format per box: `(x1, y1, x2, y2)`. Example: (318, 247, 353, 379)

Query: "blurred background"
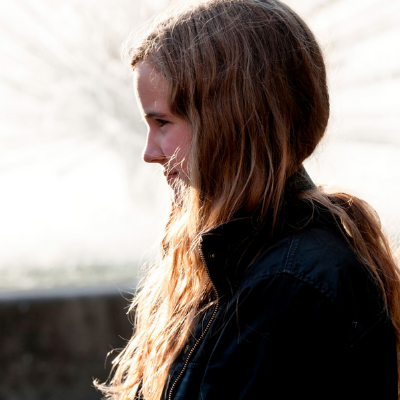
(0, 0, 399, 398)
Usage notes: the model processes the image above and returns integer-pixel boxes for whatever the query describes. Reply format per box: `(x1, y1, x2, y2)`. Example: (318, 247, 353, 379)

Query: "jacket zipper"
(167, 242, 220, 400)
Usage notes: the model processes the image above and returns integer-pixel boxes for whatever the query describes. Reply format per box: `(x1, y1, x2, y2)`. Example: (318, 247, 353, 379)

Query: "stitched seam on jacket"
(279, 271, 336, 304)
(245, 271, 337, 308)
(283, 233, 300, 273)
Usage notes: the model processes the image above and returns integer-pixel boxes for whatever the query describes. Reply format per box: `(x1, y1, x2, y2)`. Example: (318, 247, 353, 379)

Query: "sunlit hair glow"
(96, 1, 400, 399)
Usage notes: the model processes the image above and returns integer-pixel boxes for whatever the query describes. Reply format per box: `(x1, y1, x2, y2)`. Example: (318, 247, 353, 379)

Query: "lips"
(164, 170, 179, 184)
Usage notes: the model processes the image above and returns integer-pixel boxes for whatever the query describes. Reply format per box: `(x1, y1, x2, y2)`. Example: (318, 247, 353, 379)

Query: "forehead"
(133, 61, 169, 108)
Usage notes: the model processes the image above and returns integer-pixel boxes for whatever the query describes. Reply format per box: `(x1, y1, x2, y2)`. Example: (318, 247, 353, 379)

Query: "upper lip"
(164, 170, 178, 177)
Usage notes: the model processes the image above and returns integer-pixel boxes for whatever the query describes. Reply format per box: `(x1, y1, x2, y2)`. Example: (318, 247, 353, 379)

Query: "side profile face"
(134, 60, 191, 202)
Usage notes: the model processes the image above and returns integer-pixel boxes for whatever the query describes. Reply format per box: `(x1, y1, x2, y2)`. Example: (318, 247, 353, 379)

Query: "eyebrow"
(144, 112, 169, 119)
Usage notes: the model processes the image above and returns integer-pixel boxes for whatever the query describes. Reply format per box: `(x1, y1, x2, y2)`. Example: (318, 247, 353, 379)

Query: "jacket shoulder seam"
(280, 270, 336, 304)
(283, 233, 300, 273)
(249, 270, 337, 306)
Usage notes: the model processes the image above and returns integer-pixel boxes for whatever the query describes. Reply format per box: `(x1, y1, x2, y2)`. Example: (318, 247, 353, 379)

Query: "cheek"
(164, 127, 191, 165)
(177, 133, 191, 170)
(162, 139, 183, 160)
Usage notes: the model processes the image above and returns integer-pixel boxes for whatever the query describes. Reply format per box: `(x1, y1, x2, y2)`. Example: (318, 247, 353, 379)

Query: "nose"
(142, 130, 164, 164)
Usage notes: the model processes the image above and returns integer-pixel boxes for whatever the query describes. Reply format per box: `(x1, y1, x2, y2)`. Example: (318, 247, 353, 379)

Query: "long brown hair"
(96, 1, 400, 398)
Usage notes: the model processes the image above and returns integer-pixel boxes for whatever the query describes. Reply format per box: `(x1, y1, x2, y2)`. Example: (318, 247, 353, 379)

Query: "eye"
(156, 119, 168, 127)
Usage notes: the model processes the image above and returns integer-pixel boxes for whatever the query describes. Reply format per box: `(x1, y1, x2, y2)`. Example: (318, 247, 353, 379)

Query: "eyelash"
(156, 119, 168, 127)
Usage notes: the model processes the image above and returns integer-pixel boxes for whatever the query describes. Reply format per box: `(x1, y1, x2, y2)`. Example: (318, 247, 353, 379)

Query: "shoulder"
(239, 224, 382, 320)
(244, 224, 360, 284)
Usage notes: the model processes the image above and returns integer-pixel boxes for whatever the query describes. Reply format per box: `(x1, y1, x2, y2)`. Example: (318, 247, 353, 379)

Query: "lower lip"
(166, 173, 178, 184)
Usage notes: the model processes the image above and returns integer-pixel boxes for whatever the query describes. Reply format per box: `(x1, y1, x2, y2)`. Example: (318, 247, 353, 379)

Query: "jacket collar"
(200, 166, 336, 298)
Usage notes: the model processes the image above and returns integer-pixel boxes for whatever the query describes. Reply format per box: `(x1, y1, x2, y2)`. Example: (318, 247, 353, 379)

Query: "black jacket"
(163, 173, 398, 400)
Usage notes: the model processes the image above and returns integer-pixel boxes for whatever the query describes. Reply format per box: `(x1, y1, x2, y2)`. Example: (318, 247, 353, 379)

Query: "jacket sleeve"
(198, 273, 350, 400)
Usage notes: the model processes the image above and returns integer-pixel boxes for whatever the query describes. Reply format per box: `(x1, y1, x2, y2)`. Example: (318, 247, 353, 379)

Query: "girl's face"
(134, 61, 191, 202)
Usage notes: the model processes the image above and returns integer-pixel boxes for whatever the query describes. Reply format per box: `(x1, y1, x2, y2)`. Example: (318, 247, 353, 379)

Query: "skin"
(134, 61, 191, 202)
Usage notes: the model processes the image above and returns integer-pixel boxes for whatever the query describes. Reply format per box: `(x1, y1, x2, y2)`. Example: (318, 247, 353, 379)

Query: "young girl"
(97, 0, 400, 399)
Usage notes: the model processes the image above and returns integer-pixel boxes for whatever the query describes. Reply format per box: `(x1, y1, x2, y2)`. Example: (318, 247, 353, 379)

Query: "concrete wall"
(0, 285, 136, 400)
